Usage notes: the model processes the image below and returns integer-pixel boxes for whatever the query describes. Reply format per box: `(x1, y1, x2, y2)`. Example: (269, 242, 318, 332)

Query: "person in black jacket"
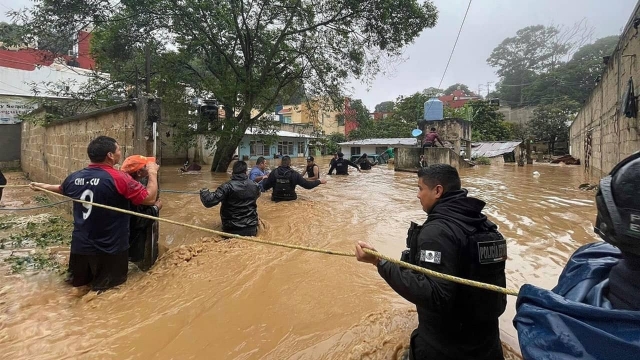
(356, 164, 507, 360)
(355, 153, 377, 170)
(262, 155, 326, 202)
(328, 152, 360, 175)
(200, 161, 261, 236)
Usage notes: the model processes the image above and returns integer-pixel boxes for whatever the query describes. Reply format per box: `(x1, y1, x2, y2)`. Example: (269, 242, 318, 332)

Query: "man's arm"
(140, 163, 159, 205)
(295, 172, 324, 189)
(436, 135, 444, 147)
(347, 160, 361, 172)
(262, 171, 276, 191)
(250, 169, 268, 183)
(358, 223, 460, 311)
(30, 182, 63, 194)
(328, 162, 335, 175)
(200, 184, 229, 208)
(308, 165, 320, 181)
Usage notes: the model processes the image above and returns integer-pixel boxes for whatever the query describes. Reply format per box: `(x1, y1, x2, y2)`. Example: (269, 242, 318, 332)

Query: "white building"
(338, 138, 418, 158)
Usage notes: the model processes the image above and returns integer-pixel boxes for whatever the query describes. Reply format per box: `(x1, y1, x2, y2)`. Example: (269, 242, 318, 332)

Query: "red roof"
(438, 90, 481, 109)
(0, 31, 95, 71)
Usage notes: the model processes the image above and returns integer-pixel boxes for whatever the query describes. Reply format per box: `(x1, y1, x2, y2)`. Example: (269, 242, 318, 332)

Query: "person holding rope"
(200, 160, 261, 236)
(30, 136, 159, 292)
(121, 155, 162, 269)
(356, 164, 507, 360)
(514, 151, 640, 359)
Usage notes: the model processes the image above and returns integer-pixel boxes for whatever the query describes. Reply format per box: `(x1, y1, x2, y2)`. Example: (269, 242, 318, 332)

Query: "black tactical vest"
(402, 218, 507, 322)
(274, 169, 295, 199)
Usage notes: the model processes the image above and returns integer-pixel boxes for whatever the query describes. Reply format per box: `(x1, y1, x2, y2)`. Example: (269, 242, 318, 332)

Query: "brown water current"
(0, 158, 601, 359)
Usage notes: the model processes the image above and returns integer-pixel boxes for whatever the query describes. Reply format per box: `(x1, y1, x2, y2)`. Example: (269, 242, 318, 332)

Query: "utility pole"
(145, 43, 151, 94)
(486, 81, 494, 98)
(478, 84, 484, 97)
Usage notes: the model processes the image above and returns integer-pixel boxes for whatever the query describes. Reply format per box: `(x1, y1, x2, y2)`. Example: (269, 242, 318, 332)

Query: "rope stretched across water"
(1, 184, 199, 195)
(3, 184, 521, 296)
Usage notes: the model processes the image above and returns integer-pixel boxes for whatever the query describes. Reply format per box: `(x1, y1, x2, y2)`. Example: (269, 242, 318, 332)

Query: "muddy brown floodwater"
(0, 157, 601, 359)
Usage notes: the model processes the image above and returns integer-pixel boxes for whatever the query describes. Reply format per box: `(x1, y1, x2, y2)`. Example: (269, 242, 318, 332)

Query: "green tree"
(528, 98, 579, 154)
(487, 25, 569, 105)
(443, 83, 472, 95)
(374, 101, 395, 113)
(467, 100, 511, 141)
(15, 0, 438, 172)
(0, 22, 23, 46)
(391, 92, 429, 124)
(523, 35, 618, 105)
(422, 87, 443, 97)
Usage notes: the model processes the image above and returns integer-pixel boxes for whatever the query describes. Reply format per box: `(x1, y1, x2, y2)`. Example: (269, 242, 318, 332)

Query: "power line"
(435, 0, 472, 90)
(425, 0, 472, 116)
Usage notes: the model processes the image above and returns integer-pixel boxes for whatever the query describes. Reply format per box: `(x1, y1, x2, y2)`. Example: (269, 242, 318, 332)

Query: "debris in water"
(532, 171, 540, 177)
(550, 155, 580, 165)
(579, 183, 599, 191)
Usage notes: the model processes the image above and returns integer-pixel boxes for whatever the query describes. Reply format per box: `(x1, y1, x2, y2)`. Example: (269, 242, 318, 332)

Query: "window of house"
(250, 141, 270, 156)
(298, 142, 305, 155)
(337, 114, 345, 126)
(278, 141, 294, 155)
(351, 147, 361, 155)
(283, 116, 292, 124)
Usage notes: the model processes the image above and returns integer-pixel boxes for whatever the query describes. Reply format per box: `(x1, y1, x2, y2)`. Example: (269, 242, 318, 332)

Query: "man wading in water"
(30, 136, 159, 292)
(356, 164, 507, 360)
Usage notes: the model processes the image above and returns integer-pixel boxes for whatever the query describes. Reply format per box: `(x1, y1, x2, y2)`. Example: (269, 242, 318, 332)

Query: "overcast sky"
(2, 0, 637, 109)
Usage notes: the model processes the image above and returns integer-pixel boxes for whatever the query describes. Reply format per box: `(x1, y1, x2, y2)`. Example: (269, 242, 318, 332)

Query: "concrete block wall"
(395, 147, 472, 172)
(21, 103, 138, 185)
(569, 2, 640, 176)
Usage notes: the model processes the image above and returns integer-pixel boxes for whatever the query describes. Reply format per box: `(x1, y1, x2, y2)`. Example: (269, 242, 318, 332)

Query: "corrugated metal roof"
(471, 141, 522, 158)
(338, 138, 418, 146)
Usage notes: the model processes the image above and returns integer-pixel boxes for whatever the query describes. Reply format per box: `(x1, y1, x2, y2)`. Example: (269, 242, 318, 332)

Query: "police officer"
(356, 164, 507, 360)
(514, 151, 640, 359)
(356, 153, 377, 170)
(262, 155, 326, 202)
(328, 152, 360, 175)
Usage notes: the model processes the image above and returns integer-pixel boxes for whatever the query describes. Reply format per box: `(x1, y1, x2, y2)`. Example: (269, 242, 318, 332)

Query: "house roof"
(338, 138, 418, 146)
(244, 128, 315, 138)
(471, 141, 522, 158)
(277, 107, 293, 115)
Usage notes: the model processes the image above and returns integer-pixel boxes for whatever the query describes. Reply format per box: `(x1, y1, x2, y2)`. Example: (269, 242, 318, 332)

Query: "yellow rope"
(23, 186, 520, 296)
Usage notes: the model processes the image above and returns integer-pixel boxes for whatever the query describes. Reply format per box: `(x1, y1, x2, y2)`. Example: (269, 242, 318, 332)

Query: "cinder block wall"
(569, 3, 640, 176)
(21, 103, 138, 184)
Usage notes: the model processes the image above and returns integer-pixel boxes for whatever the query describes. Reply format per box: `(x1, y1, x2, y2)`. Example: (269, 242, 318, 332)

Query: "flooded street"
(0, 158, 601, 359)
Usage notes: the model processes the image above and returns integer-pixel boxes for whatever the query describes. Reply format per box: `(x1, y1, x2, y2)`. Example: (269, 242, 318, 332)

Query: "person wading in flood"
(514, 151, 640, 359)
(328, 152, 360, 175)
(301, 156, 320, 181)
(30, 136, 159, 292)
(121, 155, 163, 269)
(356, 164, 507, 360)
(249, 156, 269, 192)
(355, 153, 377, 170)
(262, 155, 326, 202)
(200, 161, 261, 237)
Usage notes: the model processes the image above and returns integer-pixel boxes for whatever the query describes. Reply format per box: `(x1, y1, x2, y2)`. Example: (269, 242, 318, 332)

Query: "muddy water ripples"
(0, 159, 600, 359)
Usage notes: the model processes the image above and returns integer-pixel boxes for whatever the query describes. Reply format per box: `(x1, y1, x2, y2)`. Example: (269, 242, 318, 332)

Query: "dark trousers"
(223, 226, 258, 237)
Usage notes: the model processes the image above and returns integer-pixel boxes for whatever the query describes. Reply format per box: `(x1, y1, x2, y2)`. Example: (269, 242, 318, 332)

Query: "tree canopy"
(14, 0, 439, 172)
